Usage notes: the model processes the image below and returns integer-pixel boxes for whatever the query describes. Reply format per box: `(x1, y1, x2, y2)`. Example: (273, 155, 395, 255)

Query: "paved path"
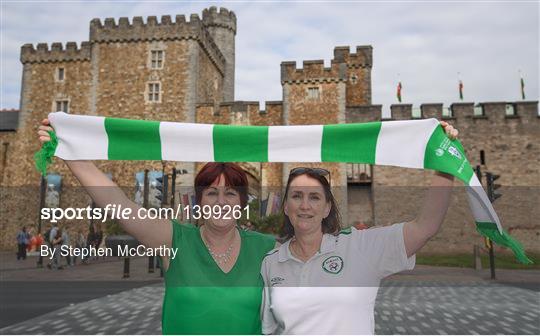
(1, 252, 538, 335)
(1, 280, 538, 335)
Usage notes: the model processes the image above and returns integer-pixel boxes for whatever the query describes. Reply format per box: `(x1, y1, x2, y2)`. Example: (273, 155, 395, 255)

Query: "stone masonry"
(0, 6, 538, 256)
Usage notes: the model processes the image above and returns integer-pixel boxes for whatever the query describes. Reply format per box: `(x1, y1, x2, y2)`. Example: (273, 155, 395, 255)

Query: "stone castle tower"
(13, 7, 237, 189)
(0, 6, 538, 254)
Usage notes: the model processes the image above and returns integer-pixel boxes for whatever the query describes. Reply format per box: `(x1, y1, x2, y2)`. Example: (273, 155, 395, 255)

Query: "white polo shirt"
(261, 222, 415, 335)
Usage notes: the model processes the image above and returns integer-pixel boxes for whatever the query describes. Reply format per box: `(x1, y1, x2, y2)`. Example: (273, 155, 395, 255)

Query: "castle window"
(150, 50, 164, 69)
(147, 82, 161, 103)
(350, 74, 358, 85)
(57, 68, 65, 81)
(307, 87, 320, 100)
(55, 100, 69, 113)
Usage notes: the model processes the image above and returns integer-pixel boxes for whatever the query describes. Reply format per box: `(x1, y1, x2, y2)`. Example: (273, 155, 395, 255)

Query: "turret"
(202, 6, 237, 101)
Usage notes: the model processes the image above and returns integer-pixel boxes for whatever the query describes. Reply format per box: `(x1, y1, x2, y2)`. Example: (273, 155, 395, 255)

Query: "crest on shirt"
(270, 276, 285, 286)
(322, 256, 343, 274)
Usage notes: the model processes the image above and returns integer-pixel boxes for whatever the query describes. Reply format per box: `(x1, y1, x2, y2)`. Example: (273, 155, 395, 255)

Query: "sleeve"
(260, 258, 278, 335)
(354, 223, 415, 279)
(262, 234, 277, 254)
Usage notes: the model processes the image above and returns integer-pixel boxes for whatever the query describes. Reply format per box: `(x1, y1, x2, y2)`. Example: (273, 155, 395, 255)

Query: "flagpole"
(396, 73, 402, 103)
(458, 72, 463, 101)
(519, 69, 525, 100)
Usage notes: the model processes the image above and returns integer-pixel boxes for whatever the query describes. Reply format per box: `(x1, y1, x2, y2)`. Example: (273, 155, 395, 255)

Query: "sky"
(1, 1, 538, 118)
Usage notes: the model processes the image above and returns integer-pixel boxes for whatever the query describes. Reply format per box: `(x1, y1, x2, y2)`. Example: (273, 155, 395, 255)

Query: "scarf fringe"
(476, 222, 533, 265)
(34, 130, 58, 176)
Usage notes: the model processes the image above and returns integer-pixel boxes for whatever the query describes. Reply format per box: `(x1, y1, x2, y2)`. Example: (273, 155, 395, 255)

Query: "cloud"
(1, 1, 537, 117)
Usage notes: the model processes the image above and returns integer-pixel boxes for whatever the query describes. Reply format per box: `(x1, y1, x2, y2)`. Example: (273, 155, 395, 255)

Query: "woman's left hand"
(440, 121, 459, 140)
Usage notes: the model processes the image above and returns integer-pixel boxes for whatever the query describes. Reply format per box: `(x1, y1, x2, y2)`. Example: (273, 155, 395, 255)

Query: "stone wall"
(0, 9, 233, 250)
(196, 41, 224, 106)
(346, 101, 540, 254)
(202, 6, 236, 101)
(8, 53, 93, 187)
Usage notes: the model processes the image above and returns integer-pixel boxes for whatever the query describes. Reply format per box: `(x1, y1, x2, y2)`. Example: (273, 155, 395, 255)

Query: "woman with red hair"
(38, 119, 276, 334)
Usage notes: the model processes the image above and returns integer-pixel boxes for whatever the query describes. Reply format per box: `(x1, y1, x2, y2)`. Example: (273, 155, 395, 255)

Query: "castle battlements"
(280, 60, 347, 84)
(348, 101, 539, 123)
(202, 6, 237, 33)
(21, 42, 91, 64)
(333, 45, 373, 68)
(89, 14, 203, 37)
(89, 13, 226, 74)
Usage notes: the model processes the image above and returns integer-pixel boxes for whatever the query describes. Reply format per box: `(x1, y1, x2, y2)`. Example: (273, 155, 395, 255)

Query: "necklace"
(201, 226, 236, 265)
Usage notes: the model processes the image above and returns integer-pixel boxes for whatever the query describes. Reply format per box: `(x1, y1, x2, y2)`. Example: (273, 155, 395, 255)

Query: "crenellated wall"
(202, 6, 237, 32)
(21, 42, 92, 64)
(281, 60, 348, 84)
(347, 100, 539, 254)
(89, 14, 226, 74)
(333, 46, 373, 105)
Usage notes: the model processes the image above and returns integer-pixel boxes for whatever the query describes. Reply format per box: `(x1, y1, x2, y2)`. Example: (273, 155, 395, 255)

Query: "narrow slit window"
(57, 68, 65, 81)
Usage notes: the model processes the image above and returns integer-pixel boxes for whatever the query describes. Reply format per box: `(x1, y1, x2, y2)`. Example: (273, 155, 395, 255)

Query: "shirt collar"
(278, 233, 338, 263)
(278, 239, 291, 262)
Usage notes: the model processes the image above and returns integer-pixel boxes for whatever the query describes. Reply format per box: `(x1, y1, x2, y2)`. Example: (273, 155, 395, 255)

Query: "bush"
(238, 199, 284, 236)
(104, 220, 126, 236)
(251, 213, 284, 235)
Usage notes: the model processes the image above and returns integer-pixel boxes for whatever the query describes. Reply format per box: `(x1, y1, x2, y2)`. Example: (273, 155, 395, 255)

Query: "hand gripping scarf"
(35, 112, 532, 264)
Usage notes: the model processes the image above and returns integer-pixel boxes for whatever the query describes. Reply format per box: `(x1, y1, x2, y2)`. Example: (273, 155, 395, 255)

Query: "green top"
(162, 220, 275, 335)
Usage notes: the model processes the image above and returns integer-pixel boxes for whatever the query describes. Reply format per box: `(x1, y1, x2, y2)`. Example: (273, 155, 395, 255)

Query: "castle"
(0, 7, 538, 254)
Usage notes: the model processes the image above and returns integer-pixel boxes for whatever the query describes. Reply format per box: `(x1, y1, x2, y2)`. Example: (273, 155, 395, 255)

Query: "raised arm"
(38, 119, 172, 251)
(403, 121, 458, 257)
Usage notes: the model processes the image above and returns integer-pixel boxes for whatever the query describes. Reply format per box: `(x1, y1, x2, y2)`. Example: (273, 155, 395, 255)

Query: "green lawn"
(416, 253, 540, 270)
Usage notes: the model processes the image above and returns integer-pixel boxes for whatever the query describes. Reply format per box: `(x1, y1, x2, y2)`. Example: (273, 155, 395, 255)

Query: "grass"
(416, 252, 540, 270)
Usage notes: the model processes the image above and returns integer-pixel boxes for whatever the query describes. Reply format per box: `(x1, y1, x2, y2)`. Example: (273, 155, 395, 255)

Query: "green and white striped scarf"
(35, 112, 531, 264)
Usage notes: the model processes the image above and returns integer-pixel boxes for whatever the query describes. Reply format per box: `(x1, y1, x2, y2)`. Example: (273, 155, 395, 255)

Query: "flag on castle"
(459, 80, 464, 101)
(396, 82, 402, 103)
(520, 76, 526, 100)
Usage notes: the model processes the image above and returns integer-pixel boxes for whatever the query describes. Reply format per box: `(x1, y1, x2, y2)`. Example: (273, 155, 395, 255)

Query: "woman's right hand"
(38, 118, 53, 144)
